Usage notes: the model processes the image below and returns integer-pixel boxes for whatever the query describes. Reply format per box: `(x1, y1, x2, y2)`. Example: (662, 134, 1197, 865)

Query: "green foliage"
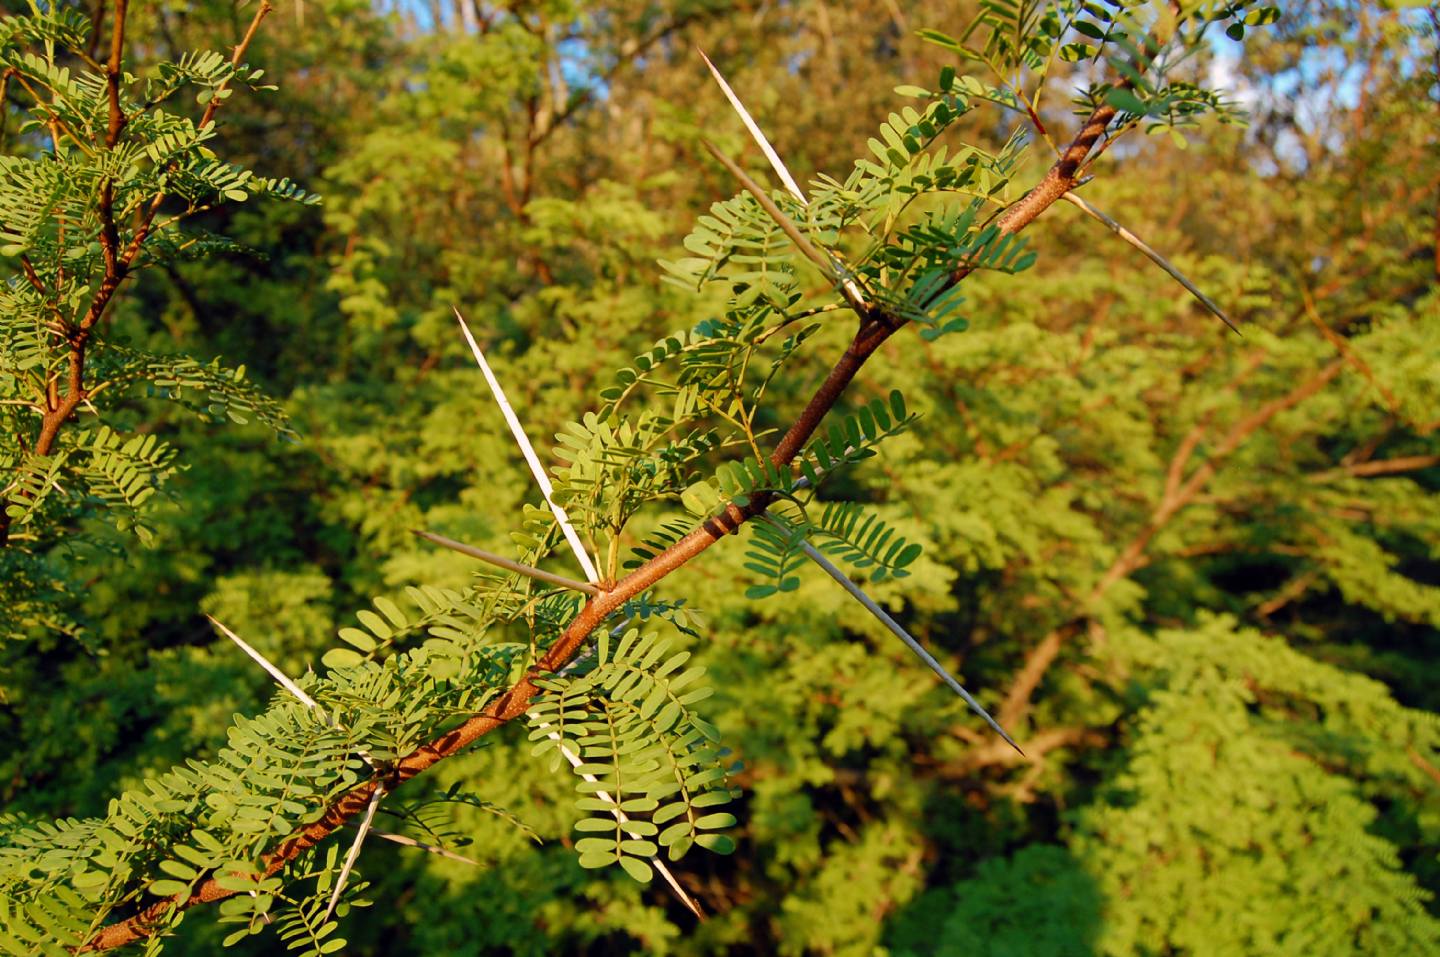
(529, 628, 740, 877)
(69, 425, 178, 543)
(887, 845, 1101, 957)
(810, 500, 924, 582)
(1073, 617, 1440, 954)
(0, 2, 309, 642)
(4, 1, 1436, 955)
(742, 516, 808, 599)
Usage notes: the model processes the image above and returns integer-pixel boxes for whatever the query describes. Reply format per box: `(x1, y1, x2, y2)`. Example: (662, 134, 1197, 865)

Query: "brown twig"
(29, 1, 272, 463)
(1409, 746, 1440, 789)
(1309, 454, 1440, 482)
(1300, 286, 1400, 415)
(1254, 569, 1319, 618)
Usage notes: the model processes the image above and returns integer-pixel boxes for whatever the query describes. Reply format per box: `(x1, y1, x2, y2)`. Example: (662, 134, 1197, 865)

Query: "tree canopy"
(1, 1, 1437, 954)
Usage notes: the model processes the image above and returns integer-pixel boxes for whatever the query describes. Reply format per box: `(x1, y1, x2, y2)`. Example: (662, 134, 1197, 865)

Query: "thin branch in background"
(1062, 191, 1240, 335)
(412, 528, 601, 596)
(760, 514, 1022, 754)
(322, 784, 384, 922)
(1300, 286, 1401, 414)
(1309, 454, 1440, 482)
(453, 307, 602, 584)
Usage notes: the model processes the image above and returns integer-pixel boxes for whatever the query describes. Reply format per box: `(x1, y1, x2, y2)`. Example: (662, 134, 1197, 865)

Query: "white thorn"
(371, 831, 482, 868)
(699, 49, 807, 203)
(453, 307, 602, 584)
(761, 518, 1024, 754)
(698, 53, 868, 309)
(208, 615, 376, 768)
(532, 615, 702, 917)
(1062, 192, 1240, 335)
(208, 615, 321, 711)
(544, 729, 703, 918)
(323, 785, 383, 923)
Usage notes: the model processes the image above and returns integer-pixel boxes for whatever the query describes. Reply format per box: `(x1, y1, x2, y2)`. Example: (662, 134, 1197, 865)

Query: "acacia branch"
(82, 74, 1130, 954)
(28, 1, 271, 464)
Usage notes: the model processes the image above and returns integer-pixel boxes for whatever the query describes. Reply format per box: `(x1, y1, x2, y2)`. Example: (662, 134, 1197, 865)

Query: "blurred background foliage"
(2, 0, 1438, 953)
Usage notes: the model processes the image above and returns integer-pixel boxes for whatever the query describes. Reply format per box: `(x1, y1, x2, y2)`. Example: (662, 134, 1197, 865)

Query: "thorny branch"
(81, 60, 1136, 952)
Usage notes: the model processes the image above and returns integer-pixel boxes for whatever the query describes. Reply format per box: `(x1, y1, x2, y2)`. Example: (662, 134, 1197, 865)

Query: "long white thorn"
(208, 615, 321, 711)
(206, 618, 303, 925)
(762, 520, 1023, 754)
(698, 48, 806, 203)
(371, 831, 482, 868)
(698, 50, 869, 311)
(208, 616, 375, 769)
(455, 316, 688, 906)
(547, 731, 704, 918)
(1062, 191, 1240, 336)
(323, 785, 384, 923)
(453, 307, 602, 584)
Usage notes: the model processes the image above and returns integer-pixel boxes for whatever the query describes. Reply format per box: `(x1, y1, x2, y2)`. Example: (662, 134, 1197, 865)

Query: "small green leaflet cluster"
(619, 594, 705, 638)
(383, 783, 541, 856)
(102, 350, 296, 437)
(599, 309, 816, 420)
(664, 389, 924, 600)
(741, 517, 808, 599)
(0, 6, 90, 50)
(69, 426, 177, 542)
(660, 191, 803, 309)
(528, 629, 740, 881)
(874, 192, 1035, 338)
(323, 584, 480, 672)
(812, 502, 924, 582)
(743, 498, 925, 600)
(550, 410, 724, 543)
(254, 846, 370, 957)
(1, 425, 177, 544)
